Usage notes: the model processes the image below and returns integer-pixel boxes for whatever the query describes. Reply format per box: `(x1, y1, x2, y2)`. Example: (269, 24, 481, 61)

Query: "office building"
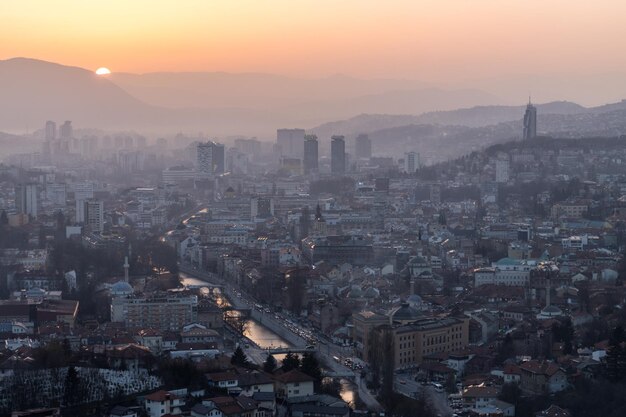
(110, 293, 199, 331)
(331, 135, 346, 174)
(45, 183, 67, 206)
(404, 151, 419, 174)
(495, 158, 510, 183)
(303, 134, 319, 174)
(15, 184, 38, 218)
(277, 128, 305, 158)
(353, 315, 469, 369)
(59, 121, 73, 139)
(84, 199, 104, 233)
(197, 141, 225, 176)
(523, 99, 537, 139)
(45, 121, 56, 141)
(251, 197, 274, 219)
(354, 134, 372, 159)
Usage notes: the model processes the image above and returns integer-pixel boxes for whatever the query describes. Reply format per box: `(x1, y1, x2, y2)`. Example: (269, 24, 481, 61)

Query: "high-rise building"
(15, 184, 38, 218)
(354, 134, 372, 159)
(495, 158, 510, 183)
(45, 121, 56, 141)
(331, 135, 346, 174)
(277, 128, 305, 158)
(84, 199, 104, 233)
(523, 99, 537, 139)
(59, 121, 73, 139)
(197, 141, 225, 175)
(303, 135, 319, 174)
(404, 151, 419, 173)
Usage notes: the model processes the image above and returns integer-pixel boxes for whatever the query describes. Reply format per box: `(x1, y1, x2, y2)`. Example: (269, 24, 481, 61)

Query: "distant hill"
(0, 58, 502, 136)
(310, 100, 622, 139)
(0, 58, 166, 130)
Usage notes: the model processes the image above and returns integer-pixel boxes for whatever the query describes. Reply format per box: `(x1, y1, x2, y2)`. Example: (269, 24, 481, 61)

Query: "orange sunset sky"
(2, 0, 626, 83)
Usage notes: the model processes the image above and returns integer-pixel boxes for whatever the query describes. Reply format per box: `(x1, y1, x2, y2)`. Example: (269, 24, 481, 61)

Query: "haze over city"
(2, 2, 626, 417)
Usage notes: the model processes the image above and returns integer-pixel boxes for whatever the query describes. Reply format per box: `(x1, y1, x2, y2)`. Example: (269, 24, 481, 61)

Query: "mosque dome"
(110, 281, 133, 295)
(389, 302, 422, 323)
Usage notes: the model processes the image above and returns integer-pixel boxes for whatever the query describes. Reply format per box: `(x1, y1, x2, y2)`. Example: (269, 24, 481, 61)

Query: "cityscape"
(2, 2, 626, 417)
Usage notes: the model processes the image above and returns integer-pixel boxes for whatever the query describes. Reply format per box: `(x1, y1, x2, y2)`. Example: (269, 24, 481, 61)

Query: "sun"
(95, 67, 111, 75)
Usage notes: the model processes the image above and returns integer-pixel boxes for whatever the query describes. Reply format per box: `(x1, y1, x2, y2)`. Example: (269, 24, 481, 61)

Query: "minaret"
(123, 256, 130, 283)
(545, 273, 551, 308)
(410, 277, 415, 296)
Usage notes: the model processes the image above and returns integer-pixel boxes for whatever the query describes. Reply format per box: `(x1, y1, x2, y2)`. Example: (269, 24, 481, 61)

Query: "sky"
(2, 0, 626, 84)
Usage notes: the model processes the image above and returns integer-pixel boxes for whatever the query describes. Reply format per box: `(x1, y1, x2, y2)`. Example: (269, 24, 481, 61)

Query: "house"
(197, 396, 258, 417)
(136, 329, 163, 354)
(237, 371, 275, 396)
(274, 369, 315, 398)
(206, 371, 239, 390)
(503, 364, 522, 384)
(110, 405, 138, 417)
(144, 390, 184, 417)
(535, 405, 571, 417)
(290, 405, 350, 417)
(181, 324, 221, 344)
(252, 392, 276, 417)
(462, 386, 500, 409)
(519, 360, 567, 395)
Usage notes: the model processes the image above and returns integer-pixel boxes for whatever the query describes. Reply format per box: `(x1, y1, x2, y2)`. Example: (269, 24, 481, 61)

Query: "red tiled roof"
(145, 390, 178, 402)
(519, 360, 562, 377)
(274, 369, 315, 383)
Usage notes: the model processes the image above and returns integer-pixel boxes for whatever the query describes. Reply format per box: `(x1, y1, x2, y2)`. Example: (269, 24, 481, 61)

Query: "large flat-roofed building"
(301, 235, 373, 266)
(356, 315, 469, 370)
(277, 128, 305, 158)
(393, 317, 469, 369)
(111, 292, 198, 331)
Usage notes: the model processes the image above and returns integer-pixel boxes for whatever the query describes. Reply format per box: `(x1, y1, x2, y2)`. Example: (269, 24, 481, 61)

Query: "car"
(399, 379, 406, 384)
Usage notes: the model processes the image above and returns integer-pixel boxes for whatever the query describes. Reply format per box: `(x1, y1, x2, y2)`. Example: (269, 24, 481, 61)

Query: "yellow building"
(353, 307, 469, 370)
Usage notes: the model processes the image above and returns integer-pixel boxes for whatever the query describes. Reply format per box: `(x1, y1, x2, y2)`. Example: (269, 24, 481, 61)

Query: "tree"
(0, 210, 7, 226)
(300, 352, 323, 383)
(231, 346, 250, 367)
(224, 310, 249, 335)
(64, 366, 80, 406)
(605, 326, 626, 381)
(281, 352, 301, 372)
(263, 354, 277, 374)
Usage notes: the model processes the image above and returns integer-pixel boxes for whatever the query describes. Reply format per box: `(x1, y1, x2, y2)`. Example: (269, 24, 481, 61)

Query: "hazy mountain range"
(1, 57, 626, 149)
(0, 57, 499, 136)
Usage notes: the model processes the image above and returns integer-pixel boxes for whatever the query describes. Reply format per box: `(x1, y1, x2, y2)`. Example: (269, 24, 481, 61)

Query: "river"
(179, 271, 357, 407)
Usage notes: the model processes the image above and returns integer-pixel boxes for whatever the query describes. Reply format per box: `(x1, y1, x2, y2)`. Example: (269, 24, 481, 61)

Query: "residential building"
(331, 135, 346, 174)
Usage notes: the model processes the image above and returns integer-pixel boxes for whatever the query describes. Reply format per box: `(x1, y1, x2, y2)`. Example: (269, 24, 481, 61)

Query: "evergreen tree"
(0, 210, 8, 226)
(64, 366, 80, 406)
(281, 352, 301, 372)
(263, 354, 277, 374)
(606, 326, 626, 381)
(231, 346, 250, 367)
(300, 352, 323, 382)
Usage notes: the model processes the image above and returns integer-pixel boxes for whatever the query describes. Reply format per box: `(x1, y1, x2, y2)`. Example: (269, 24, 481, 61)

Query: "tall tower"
(354, 134, 372, 159)
(303, 135, 319, 174)
(523, 98, 537, 139)
(404, 151, 419, 173)
(331, 135, 346, 175)
(197, 141, 225, 176)
(45, 121, 56, 141)
(277, 128, 305, 158)
(15, 184, 38, 218)
(59, 121, 73, 139)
